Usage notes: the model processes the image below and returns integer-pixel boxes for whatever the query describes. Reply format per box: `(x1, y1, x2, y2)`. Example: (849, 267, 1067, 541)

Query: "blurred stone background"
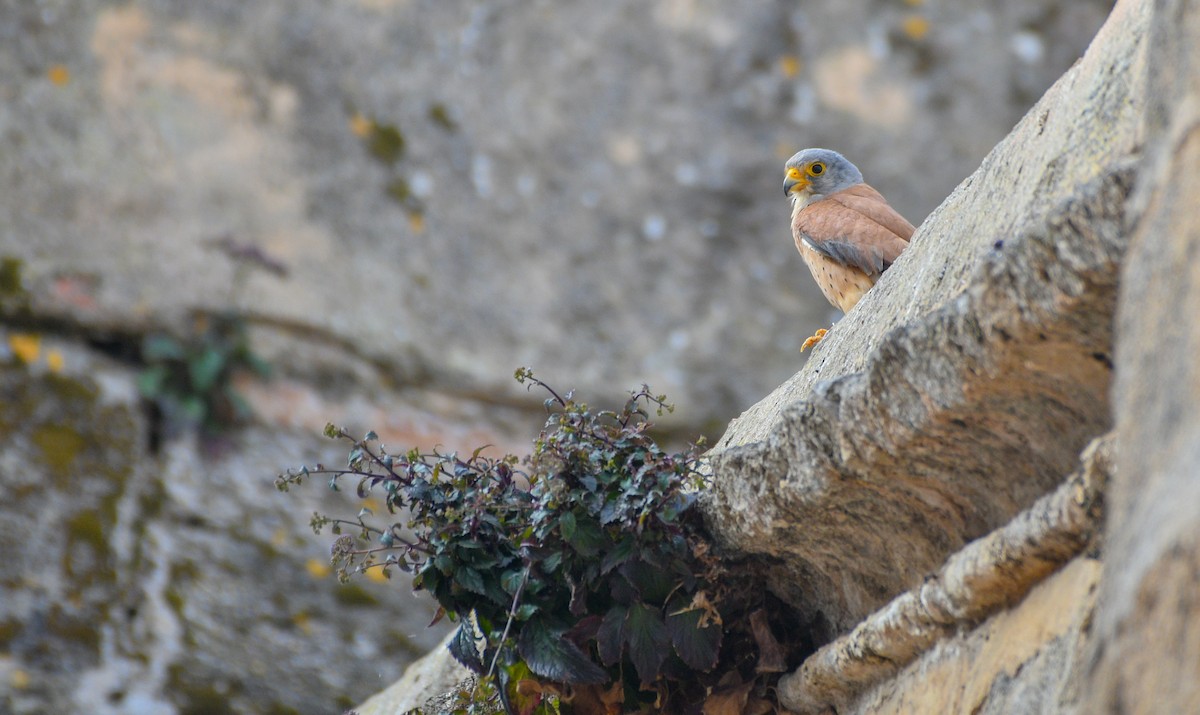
(0, 0, 1112, 713)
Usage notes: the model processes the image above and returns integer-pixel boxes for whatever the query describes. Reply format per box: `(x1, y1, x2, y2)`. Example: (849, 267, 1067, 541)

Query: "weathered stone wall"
(1083, 0, 1200, 710)
(0, 1, 1138, 714)
(0, 338, 496, 714)
(0, 0, 1111, 425)
(848, 557, 1101, 715)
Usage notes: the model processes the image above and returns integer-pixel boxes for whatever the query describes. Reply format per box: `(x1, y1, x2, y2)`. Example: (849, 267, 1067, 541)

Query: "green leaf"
(599, 536, 636, 575)
(454, 566, 487, 595)
(625, 603, 669, 685)
(434, 554, 454, 575)
(179, 395, 207, 424)
(136, 365, 169, 397)
(501, 569, 526, 595)
(565, 516, 606, 558)
(541, 551, 563, 574)
(665, 608, 722, 672)
(243, 351, 272, 378)
(447, 623, 484, 673)
(142, 334, 185, 361)
(558, 511, 577, 541)
(517, 617, 608, 685)
(188, 347, 226, 393)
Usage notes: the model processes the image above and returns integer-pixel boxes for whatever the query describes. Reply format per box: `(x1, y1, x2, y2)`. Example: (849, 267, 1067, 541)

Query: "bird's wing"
(793, 183, 914, 277)
(830, 184, 916, 242)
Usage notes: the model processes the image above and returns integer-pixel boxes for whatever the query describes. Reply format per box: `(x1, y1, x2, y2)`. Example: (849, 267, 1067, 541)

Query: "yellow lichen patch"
(349, 112, 374, 138)
(9, 333, 41, 365)
(305, 558, 331, 579)
(291, 610, 313, 635)
(33, 424, 86, 476)
(10, 668, 31, 690)
(408, 211, 426, 234)
(364, 566, 390, 584)
(270, 527, 289, 548)
(902, 15, 931, 41)
(46, 349, 65, 374)
(360, 497, 383, 514)
(48, 64, 70, 86)
(778, 55, 802, 78)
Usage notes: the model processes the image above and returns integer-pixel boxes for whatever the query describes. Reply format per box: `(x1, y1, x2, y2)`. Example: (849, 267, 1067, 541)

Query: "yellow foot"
(800, 328, 829, 352)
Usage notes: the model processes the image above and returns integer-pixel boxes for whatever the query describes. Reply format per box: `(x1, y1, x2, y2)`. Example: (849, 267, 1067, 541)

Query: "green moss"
(381, 629, 426, 657)
(333, 582, 379, 607)
(367, 122, 405, 164)
(64, 510, 115, 587)
(178, 687, 235, 715)
(386, 177, 411, 203)
(164, 588, 186, 616)
(168, 664, 236, 715)
(171, 560, 200, 583)
(254, 536, 280, 561)
(47, 605, 101, 655)
(428, 103, 457, 131)
(264, 704, 300, 715)
(66, 510, 107, 552)
(31, 423, 86, 476)
(0, 618, 22, 647)
(45, 372, 99, 403)
(138, 477, 168, 520)
(0, 256, 24, 295)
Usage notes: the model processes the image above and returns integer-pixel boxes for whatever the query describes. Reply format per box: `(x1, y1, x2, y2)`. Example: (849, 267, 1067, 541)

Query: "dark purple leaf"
(626, 603, 669, 685)
(517, 617, 608, 685)
(600, 536, 636, 575)
(666, 608, 722, 672)
(565, 516, 606, 558)
(596, 605, 627, 666)
(620, 558, 676, 603)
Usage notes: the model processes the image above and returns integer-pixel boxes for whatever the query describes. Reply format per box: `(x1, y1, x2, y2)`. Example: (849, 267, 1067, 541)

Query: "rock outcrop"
(1084, 0, 1200, 710)
(355, 0, 1200, 711)
(703, 0, 1144, 641)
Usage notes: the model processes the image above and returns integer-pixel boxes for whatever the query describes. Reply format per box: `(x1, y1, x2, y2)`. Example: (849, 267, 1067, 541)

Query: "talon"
(800, 328, 829, 352)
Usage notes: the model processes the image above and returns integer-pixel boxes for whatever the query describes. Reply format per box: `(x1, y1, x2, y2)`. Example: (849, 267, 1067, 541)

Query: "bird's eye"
(808, 162, 825, 176)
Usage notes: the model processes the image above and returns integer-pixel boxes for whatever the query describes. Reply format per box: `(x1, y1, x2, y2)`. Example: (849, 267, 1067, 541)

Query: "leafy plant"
(279, 369, 795, 714)
(138, 311, 270, 437)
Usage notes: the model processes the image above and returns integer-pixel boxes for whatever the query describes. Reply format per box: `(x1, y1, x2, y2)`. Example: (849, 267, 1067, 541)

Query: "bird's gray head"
(783, 148, 863, 204)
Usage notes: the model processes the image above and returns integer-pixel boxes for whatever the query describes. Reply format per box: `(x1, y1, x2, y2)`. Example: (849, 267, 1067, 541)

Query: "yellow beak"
(784, 176, 809, 196)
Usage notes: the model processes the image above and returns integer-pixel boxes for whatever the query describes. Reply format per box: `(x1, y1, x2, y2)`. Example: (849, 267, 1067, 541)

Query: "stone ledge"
(777, 434, 1111, 713)
(704, 163, 1132, 639)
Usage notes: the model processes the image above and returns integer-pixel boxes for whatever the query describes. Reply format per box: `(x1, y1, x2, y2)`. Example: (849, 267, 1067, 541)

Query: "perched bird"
(783, 148, 915, 351)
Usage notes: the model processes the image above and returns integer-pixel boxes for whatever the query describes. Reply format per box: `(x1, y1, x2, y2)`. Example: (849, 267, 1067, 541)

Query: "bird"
(783, 148, 915, 351)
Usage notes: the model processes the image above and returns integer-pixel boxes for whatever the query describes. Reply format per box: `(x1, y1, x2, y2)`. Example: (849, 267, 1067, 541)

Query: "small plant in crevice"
(138, 311, 270, 439)
(278, 369, 801, 714)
